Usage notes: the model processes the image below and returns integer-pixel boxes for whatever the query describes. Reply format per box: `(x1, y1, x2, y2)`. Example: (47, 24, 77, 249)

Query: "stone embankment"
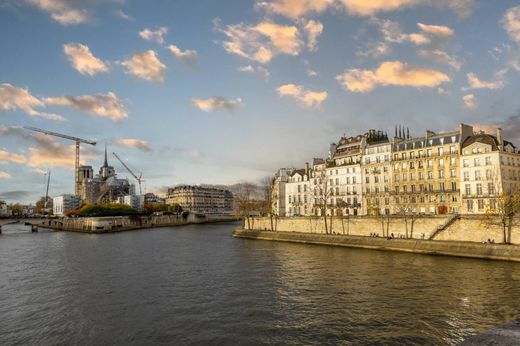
(232, 229, 520, 262)
(245, 215, 520, 245)
(32, 214, 236, 233)
(460, 316, 520, 345)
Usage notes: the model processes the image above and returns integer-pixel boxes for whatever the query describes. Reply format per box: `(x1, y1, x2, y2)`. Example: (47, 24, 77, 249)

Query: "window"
(419, 150, 424, 157)
(450, 169, 456, 178)
(428, 171, 433, 179)
(451, 182, 457, 191)
(427, 149, 432, 157)
(410, 161, 415, 169)
(463, 171, 470, 181)
(474, 158, 480, 166)
(463, 159, 469, 167)
(486, 169, 492, 180)
(450, 157, 456, 166)
(439, 159, 444, 166)
(438, 170, 444, 178)
(476, 183, 482, 195)
(450, 146, 455, 154)
(410, 152, 415, 159)
(440, 183, 445, 191)
(427, 160, 433, 168)
(488, 182, 495, 195)
(485, 156, 492, 165)
(428, 184, 434, 192)
(419, 172, 424, 180)
(478, 199, 484, 210)
(402, 152, 406, 160)
(438, 148, 444, 156)
(475, 171, 481, 181)
(418, 161, 424, 168)
(465, 184, 471, 196)
(411, 185, 416, 192)
(467, 199, 473, 211)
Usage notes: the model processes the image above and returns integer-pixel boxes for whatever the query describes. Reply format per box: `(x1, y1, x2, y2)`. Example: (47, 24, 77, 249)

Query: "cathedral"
(77, 146, 134, 205)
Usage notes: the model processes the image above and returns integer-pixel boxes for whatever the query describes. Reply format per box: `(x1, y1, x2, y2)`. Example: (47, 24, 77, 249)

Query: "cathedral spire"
(104, 143, 108, 167)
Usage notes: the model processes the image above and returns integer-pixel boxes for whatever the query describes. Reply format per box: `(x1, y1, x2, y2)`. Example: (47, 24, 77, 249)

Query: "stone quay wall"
(245, 215, 520, 245)
(35, 214, 236, 233)
(232, 229, 520, 262)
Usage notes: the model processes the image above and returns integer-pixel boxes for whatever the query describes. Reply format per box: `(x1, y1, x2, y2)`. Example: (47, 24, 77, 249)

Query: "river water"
(1, 222, 519, 345)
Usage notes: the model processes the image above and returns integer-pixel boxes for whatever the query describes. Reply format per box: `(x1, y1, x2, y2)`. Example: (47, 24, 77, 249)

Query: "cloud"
(190, 97, 243, 112)
(419, 49, 461, 70)
(503, 6, 520, 42)
(114, 9, 132, 21)
(276, 84, 328, 107)
(0, 149, 27, 164)
(339, 0, 473, 17)
(307, 69, 319, 77)
(26, 134, 95, 169)
(0, 191, 32, 200)
(416, 23, 454, 38)
(0, 83, 65, 121)
(303, 19, 323, 51)
(256, 0, 333, 19)
(0, 171, 11, 179)
(63, 43, 108, 76)
(217, 20, 303, 64)
(167, 44, 198, 64)
(26, 0, 89, 25)
(45, 92, 128, 121)
(336, 61, 450, 93)
(463, 94, 477, 110)
(121, 50, 166, 83)
(464, 72, 504, 90)
(139, 27, 168, 45)
(238, 65, 270, 80)
(114, 139, 151, 152)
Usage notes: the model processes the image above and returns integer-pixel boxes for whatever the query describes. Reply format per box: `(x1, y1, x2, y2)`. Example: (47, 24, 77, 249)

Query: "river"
(1, 222, 519, 345)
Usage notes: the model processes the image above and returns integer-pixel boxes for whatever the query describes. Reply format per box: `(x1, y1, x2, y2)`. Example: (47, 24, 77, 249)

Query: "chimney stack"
(497, 128, 504, 151)
(305, 162, 309, 176)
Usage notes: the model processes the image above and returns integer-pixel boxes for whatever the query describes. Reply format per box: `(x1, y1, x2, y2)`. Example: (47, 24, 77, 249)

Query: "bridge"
(0, 218, 52, 233)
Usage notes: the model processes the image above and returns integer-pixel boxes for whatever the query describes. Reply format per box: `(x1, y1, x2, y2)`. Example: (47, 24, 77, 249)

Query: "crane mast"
(112, 152, 143, 195)
(24, 126, 96, 196)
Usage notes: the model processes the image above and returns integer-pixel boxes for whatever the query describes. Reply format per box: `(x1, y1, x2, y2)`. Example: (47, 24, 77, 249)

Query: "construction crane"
(112, 152, 144, 195)
(44, 170, 51, 214)
(24, 126, 96, 196)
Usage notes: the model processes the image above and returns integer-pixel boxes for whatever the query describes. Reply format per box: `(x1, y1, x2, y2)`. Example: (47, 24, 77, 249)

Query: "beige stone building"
(285, 167, 310, 216)
(165, 185, 233, 213)
(460, 129, 520, 213)
(389, 124, 473, 215)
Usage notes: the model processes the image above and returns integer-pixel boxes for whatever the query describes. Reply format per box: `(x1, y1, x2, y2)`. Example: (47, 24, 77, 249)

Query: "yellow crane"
(24, 126, 97, 196)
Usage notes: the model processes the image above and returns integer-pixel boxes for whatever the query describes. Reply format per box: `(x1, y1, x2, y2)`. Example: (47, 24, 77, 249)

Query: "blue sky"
(1, 0, 520, 203)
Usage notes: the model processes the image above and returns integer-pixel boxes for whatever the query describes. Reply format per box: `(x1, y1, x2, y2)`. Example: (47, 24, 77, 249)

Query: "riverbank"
(31, 214, 237, 233)
(232, 229, 520, 262)
(460, 316, 520, 345)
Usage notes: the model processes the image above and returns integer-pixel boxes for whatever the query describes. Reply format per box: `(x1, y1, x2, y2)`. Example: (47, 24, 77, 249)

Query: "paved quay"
(459, 317, 520, 345)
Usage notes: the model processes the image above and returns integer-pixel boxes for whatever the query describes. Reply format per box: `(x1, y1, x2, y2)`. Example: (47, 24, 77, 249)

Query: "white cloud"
(63, 43, 108, 76)
(463, 94, 477, 109)
(276, 84, 327, 107)
(139, 27, 168, 45)
(336, 61, 450, 93)
(114, 9, 132, 21)
(464, 72, 504, 90)
(114, 139, 151, 152)
(167, 44, 198, 64)
(307, 69, 319, 77)
(339, 0, 473, 17)
(419, 49, 461, 70)
(218, 20, 303, 64)
(121, 50, 166, 83)
(191, 97, 243, 112)
(503, 6, 520, 42)
(26, 0, 88, 25)
(256, 0, 334, 19)
(238, 65, 270, 80)
(0, 149, 27, 164)
(0, 171, 11, 179)
(45, 92, 127, 121)
(303, 19, 323, 52)
(0, 83, 65, 121)
(416, 23, 454, 38)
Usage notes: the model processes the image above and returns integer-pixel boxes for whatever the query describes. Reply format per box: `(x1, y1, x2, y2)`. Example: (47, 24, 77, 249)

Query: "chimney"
(328, 143, 337, 159)
(459, 123, 474, 144)
(305, 162, 309, 176)
(497, 128, 504, 151)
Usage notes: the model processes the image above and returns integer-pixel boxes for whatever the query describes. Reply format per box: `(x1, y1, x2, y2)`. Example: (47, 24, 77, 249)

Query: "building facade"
(272, 168, 293, 216)
(53, 194, 82, 216)
(165, 185, 233, 213)
(274, 123, 519, 217)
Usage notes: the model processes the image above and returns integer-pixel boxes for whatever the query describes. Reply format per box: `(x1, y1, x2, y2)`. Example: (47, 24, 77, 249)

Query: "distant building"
(0, 202, 9, 217)
(165, 185, 233, 213)
(144, 193, 165, 205)
(53, 194, 82, 216)
(272, 168, 293, 216)
(120, 195, 145, 210)
(78, 146, 133, 205)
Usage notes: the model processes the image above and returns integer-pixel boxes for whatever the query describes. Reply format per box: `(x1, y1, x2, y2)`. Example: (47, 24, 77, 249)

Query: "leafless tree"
(261, 176, 276, 231)
(234, 182, 255, 230)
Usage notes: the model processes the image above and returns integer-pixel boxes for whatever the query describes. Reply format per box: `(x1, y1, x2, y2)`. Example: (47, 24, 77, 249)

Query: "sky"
(2, 0, 520, 204)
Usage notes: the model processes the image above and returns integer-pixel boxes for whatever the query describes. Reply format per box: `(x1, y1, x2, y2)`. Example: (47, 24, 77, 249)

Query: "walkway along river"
(1, 222, 520, 345)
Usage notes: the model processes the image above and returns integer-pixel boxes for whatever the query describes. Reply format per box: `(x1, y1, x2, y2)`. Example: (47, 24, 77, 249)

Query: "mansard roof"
(393, 131, 460, 151)
(461, 133, 516, 151)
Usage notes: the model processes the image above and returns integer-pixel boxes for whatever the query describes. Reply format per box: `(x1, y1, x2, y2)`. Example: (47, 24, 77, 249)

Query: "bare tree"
(234, 182, 255, 230)
(261, 176, 276, 231)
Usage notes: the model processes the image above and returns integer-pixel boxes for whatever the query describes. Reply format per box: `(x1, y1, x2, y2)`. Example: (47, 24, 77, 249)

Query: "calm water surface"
(1, 222, 520, 345)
